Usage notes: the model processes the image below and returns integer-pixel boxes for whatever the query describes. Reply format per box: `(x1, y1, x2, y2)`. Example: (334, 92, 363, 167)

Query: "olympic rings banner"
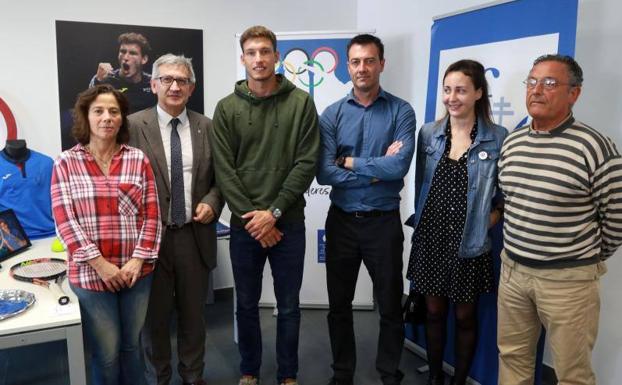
(233, 31, 375, 308)
(409, 1, 578, 384)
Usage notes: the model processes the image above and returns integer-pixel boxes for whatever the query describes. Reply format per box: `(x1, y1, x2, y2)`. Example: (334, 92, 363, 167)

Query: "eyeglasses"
(157, 76, 192, 87)
(523, 77, 575, 90)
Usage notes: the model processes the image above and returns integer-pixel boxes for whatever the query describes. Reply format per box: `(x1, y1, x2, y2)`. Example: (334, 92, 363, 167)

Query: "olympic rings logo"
(280, 46, 339, 88)
(0, 97, 17, 140)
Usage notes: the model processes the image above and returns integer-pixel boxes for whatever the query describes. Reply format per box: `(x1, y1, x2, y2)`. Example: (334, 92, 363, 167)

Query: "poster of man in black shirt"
(88, 32, 155, 114)
(56, 21, 204, 150)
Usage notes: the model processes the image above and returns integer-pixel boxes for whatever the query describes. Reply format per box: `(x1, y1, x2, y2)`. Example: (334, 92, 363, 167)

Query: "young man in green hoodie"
(210, 25, 320, 385)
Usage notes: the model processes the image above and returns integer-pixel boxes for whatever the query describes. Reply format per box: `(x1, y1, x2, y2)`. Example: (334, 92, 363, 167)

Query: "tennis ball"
(51, 238, 65, 253)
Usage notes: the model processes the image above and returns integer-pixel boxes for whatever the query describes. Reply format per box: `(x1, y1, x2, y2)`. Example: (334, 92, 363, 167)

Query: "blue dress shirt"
(317, 89, 416, 211)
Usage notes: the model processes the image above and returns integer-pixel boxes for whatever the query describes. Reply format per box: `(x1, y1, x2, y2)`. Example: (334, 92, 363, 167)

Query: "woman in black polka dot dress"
(405, 60, 508, 385)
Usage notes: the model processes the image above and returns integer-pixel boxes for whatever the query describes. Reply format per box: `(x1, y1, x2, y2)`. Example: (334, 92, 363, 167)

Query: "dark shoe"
(448, 377, 464, 385)
(327, 378, 353, 385)
(183, 379, 207, 385)
(426, 373, 445, 385)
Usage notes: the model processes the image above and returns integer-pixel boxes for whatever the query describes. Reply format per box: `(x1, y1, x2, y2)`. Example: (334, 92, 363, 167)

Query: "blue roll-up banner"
(408, 1, 578, 384)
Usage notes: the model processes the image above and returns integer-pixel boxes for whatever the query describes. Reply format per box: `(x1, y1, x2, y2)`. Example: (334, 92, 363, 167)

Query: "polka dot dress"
(407, 121, 494, 303)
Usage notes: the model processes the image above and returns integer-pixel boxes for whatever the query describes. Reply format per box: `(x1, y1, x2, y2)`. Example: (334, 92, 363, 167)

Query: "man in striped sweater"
(497, 54, 622, 385)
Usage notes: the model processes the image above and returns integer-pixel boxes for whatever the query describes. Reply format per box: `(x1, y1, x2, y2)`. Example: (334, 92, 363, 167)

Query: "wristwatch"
(269, 207, 282, 220)
(335, 156, 346, 168)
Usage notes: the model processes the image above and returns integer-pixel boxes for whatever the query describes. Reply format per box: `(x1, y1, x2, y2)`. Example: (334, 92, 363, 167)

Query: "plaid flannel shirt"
(51, 144, 161, 291)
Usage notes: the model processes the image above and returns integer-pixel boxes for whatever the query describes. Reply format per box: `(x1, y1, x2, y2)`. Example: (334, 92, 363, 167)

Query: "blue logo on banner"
(486, 67, 529, 130)
(317, 229, 326, 263)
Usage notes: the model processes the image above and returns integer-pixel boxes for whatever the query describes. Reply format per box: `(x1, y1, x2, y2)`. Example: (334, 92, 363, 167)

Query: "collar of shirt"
(156, 105, 189, 131)
(431, 115, 496, 145)
(346, 87, 388, 107)
(73, 143, 129, 156)
(528, 113, 575, 137)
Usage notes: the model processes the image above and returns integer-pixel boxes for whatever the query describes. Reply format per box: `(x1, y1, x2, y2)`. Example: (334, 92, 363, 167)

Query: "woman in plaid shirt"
(52, 84, 161, 385)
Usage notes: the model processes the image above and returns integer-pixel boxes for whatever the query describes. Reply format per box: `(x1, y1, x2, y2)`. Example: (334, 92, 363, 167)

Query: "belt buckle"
(168, 223, 183, 230)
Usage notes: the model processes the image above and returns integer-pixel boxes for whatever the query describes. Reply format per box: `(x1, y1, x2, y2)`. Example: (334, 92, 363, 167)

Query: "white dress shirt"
(157, 105, 194, 224)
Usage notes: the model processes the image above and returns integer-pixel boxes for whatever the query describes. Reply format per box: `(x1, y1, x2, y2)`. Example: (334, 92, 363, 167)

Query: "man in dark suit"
(128, 53, 222, 385)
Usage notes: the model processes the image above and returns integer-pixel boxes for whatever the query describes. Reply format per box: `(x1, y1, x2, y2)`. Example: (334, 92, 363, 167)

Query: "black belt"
(332, 205, 399, 218)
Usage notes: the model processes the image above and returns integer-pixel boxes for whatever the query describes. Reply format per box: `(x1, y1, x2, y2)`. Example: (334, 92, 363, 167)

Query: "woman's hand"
(120, 258, 145, 288)
(489, 206, 504, 228)
(88, 256, 126, 292)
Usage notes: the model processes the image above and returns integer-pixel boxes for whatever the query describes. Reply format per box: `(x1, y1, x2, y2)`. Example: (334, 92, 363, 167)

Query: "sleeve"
(269, 96, 320, 213)
(592, 149, 622, 260)
(210, 101, 258, 219)
(50, 155, 102, 263)
(316, 105, 374, 187)
(350, 102, 416, 181)
(491, 127, 510, 210)
(405, 126, 428, 228)
(130, 155, 162, 261)
(88, 74, 104, 88)
(199, 122, 224, 219)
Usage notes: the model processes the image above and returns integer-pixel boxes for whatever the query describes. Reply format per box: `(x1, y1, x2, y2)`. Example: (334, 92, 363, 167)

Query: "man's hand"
(242, 210, 276, 240)
(193, 203, 215, 224)
(344, 157, 354, 170)
(88, 256, 126, 292)
(96, 63, 114, 81)
(258, 227, 283, 248)
(385, 140, 403, 156)
(120, 258, 145, 288)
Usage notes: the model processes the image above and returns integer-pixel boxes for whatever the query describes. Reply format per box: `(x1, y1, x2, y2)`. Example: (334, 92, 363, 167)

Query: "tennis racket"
(9, 258, 70, 305)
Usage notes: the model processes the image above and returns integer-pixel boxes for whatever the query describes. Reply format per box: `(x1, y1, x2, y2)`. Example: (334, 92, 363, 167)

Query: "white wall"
(357, 0, 622, 382)
(0, 0, 356, 289)
(575, 1, 622, 381)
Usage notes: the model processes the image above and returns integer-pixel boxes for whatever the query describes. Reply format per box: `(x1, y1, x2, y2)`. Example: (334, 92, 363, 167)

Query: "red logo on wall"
(0, 97, 17, 140)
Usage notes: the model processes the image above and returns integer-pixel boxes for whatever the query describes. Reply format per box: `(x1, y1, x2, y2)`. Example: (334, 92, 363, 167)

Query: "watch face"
(272, 208, 282, 218)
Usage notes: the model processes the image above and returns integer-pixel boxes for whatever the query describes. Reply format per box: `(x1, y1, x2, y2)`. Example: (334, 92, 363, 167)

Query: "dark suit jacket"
(128, 107, 223, 270)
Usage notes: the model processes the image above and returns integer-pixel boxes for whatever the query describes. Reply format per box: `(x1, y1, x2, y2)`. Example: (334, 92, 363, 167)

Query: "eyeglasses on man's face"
(523, 76, 575, 90)
(157, 76, 192, 87)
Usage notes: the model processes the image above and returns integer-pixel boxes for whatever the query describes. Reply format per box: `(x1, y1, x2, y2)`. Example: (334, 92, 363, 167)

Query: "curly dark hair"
(72, 84, 129, 145)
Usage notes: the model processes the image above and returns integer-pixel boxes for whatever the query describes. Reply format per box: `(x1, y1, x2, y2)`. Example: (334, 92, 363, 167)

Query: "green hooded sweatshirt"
(211, 75, 320, 226)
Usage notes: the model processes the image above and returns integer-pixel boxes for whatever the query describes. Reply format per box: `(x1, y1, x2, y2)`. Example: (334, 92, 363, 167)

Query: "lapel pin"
(478, 151, 488, 160)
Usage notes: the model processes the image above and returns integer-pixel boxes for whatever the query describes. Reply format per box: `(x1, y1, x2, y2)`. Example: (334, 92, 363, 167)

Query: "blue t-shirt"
(0, 149, 55, 239)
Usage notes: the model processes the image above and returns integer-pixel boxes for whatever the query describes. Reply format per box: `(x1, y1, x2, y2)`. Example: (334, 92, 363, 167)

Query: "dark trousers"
(142, 224, 210, 385)
(230, 222, 306, 383)
(325, 206, 405, 385)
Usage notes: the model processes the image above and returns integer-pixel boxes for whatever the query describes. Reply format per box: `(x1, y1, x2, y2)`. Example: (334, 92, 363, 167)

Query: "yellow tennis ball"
(51, 238, 65, 253)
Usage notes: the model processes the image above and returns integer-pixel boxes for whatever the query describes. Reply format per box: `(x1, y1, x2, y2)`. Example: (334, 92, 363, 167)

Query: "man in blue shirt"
(317, 34, 416, 385)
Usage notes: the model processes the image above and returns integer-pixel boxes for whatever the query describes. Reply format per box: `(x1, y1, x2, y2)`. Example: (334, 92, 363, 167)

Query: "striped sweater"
(498, 115, 622, 268)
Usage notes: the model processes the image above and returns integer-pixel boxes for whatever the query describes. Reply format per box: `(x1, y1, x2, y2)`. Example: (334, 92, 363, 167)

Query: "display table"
(0, 238, 86, 385)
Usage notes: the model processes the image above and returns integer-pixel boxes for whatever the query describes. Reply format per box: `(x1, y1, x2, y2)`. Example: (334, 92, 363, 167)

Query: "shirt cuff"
(71, 243, 102, 264)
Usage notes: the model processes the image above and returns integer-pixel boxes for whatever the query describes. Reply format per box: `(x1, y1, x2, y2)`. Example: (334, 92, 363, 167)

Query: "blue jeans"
(230, 222, 305, 383)
(71, 274, 153, 385)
